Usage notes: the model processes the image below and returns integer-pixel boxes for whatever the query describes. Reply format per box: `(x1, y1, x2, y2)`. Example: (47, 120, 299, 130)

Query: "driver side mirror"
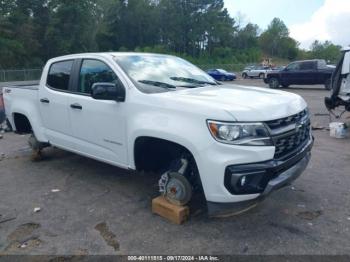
(91, 82, 125, 102)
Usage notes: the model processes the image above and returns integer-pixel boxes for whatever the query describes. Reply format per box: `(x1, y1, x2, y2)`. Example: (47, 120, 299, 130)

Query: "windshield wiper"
(170, 77, 217, 86)
(138, 80, 176, 89)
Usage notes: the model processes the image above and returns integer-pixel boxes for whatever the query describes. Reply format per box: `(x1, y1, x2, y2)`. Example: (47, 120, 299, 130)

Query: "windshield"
(114, 54, 217, 93)
(217, 69, 227, 73)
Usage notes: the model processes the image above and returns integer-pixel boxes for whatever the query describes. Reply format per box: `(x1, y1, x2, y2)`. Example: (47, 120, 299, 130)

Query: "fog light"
(240, 176, 247, 187)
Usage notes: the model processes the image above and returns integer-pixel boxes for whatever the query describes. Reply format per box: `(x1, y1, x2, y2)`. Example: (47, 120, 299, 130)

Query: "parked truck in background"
(3, 53, 313, 216)
(264, 59, 334, 90)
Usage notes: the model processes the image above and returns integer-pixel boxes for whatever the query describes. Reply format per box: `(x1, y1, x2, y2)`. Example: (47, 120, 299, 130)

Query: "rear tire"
(325, 78, 331, 90)
(269, 78, 280, 89)
(242, 73, 248, 79)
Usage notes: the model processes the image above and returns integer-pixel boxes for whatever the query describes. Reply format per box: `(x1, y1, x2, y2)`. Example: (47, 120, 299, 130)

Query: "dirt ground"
(0, 79, 350, 255)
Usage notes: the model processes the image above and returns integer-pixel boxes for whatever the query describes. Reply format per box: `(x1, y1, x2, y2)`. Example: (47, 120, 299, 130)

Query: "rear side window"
(317, 60, 328, 69)
(47, 60, 74, 91)
(300, 61, 315, 70)
(78, 59, 120, 94)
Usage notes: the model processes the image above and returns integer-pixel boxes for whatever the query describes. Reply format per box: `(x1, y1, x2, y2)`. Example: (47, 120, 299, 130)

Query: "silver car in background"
(242, 66, 270, 79)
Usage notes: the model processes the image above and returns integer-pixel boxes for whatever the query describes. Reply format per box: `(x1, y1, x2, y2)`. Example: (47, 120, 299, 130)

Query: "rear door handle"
(40, 98, 50, 104)
(70, 103, 82, 110)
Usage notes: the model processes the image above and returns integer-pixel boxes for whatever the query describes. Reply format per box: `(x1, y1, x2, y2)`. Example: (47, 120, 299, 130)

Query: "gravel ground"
(0, 79, 349, 255)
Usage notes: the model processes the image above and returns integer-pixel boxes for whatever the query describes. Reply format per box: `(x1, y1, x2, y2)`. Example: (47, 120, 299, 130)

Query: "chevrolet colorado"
(3, 53, 313, 216)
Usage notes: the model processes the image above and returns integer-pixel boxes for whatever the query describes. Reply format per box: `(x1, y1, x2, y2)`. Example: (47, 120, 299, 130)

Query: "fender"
(127, 111, 213, 170)
(10, 97, 48, 142)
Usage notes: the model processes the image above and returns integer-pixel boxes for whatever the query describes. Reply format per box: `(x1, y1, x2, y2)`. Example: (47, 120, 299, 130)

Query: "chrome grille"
(273, 123, 310, 159)
(265, 109, 308, 130)
(265, 109, 311, 159)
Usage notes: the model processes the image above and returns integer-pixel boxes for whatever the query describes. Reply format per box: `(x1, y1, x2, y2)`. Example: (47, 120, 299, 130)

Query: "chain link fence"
(198, 64, 247, 72)
(0, 69, 42, 82)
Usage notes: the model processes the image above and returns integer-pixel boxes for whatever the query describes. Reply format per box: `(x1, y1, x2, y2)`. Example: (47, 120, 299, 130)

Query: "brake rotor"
(164, 172, 192, 206)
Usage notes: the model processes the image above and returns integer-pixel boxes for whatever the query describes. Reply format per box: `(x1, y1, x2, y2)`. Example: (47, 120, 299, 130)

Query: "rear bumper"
(207, 138, 312, 217)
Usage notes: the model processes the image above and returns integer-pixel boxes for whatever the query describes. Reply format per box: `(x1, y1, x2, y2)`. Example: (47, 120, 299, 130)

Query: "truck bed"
(3, 83, 39, 124)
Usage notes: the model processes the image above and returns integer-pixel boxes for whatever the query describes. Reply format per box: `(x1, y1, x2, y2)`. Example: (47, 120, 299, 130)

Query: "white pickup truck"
(3, 53, 313, 216)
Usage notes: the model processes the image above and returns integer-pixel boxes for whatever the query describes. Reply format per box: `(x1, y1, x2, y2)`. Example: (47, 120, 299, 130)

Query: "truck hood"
(154, 84, 307, 121)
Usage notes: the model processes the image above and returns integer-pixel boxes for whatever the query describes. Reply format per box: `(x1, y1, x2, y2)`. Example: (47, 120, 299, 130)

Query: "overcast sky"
(224, 0, 350, 50)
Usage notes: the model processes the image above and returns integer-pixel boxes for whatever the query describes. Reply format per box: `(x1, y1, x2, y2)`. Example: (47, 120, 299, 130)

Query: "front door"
(68, 59, 128, 166)
(281, 62, 301, 85)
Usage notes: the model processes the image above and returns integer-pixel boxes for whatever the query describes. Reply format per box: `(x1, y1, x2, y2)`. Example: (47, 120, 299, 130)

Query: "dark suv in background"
(264, 59, 334, 90)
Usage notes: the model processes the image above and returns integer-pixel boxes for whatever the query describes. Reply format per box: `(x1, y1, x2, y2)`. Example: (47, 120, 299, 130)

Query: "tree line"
(0, 0, 343, 69)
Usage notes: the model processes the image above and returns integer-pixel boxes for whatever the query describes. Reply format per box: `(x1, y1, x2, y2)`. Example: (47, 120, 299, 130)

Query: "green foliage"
(309, 40, 342, 63)
(45, 0, 99, 57)
(259, 18, 298, 60)
(0, 1, 343, 69)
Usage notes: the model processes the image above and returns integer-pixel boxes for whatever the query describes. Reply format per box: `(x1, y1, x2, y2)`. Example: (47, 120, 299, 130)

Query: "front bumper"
(207, 138, 313, 216)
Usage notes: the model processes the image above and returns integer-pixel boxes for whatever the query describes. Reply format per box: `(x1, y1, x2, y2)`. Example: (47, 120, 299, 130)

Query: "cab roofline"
(48, 52, 176, 61)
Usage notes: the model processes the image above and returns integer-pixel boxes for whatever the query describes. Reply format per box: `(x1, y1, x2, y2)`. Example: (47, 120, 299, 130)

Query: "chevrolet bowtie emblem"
(296, 121, 305, 132)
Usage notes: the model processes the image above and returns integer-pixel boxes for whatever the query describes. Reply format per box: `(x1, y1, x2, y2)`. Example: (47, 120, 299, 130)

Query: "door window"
(286, 62, 300, 71)
(78, 59, 120, 94)
(47, 60, 74, 91)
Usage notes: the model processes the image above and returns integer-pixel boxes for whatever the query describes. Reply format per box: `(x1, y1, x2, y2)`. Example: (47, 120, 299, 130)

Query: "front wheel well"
(134, 136, 195, 173)
(13, 113, 32, 134)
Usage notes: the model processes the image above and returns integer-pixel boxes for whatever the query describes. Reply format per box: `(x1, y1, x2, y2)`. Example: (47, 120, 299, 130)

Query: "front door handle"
(70, 103, 82, 110)
(40, 98, 50, 104)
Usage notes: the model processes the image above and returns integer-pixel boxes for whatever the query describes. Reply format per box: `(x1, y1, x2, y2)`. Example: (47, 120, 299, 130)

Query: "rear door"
(67, 58, 128, 166)
(299, 61, 316, 84)
(316, 60, 330, 84)
(39, 60, 75, 149)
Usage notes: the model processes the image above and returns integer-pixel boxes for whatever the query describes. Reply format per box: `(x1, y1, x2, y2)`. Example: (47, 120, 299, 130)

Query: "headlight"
(207, 120, 273, 146)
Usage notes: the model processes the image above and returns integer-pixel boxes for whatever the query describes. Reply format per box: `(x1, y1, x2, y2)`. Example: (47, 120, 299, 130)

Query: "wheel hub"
(161, 172, 192, 206)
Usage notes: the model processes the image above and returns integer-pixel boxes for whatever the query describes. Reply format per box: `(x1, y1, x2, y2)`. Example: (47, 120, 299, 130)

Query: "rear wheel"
(325, 78, 331, 90)
(242, 73, 248, 79)
(269, 78, 280, 89)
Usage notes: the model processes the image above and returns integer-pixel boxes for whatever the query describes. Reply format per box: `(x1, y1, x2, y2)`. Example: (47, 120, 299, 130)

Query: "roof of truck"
(293, 59, 325, 63)
(50, 52, 174, 61)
